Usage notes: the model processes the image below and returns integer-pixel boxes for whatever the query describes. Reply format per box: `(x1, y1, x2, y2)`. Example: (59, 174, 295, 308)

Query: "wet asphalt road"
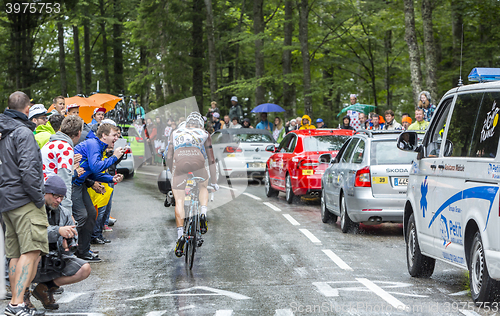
(15, 166, 498, 316)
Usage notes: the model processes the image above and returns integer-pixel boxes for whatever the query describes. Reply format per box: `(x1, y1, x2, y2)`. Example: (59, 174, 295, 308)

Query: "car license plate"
(302, 170, 314, 175)
(394, 177, 408, 186)
(247, 162, 265, 168)
(372, 176, 388, 184)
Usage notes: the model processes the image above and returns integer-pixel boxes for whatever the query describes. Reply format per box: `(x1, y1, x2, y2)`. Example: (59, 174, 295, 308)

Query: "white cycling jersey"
(170, 126, 210, 159)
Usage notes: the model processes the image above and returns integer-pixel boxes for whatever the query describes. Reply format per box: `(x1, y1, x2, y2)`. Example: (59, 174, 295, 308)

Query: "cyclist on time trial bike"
(165, 111, 219, 257)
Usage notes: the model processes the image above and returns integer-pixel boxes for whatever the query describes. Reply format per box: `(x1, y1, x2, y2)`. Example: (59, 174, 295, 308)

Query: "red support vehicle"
(264, 129, 354, 203)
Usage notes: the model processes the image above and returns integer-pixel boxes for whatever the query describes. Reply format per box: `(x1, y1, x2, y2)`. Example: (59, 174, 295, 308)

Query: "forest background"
(0, 0, 497, 127)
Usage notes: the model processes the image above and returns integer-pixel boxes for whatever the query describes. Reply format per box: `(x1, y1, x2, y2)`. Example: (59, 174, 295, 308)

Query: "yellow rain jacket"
(299, 115, 316, 130)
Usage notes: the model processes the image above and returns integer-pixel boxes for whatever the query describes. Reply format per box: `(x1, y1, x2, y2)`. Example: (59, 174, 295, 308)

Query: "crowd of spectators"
(0, 91, 125, 315)
(200, 91, 433, 144)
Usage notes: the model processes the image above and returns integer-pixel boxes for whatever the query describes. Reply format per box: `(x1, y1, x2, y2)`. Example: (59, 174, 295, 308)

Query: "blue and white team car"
(398, 68, 500, 305)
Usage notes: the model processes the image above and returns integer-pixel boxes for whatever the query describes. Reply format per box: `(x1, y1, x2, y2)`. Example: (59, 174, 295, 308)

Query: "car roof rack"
(354, 129, 403, 138)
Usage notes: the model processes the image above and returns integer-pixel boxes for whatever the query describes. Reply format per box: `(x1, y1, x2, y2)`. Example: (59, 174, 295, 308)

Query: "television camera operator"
(31, 175, 91, 310)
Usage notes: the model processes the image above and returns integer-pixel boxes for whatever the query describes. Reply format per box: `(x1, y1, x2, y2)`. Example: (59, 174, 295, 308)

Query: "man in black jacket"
(0, 91, 49, 316)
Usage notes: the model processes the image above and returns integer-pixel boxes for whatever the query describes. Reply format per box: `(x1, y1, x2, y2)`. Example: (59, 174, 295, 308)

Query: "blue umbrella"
(251, 103, 285, 113)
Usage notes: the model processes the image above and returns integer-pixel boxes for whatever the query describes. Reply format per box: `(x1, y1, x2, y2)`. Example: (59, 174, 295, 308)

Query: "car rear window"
(371, 140, 417, 165)
(303, 135, 350, 152)
(233, 133, 274, 143)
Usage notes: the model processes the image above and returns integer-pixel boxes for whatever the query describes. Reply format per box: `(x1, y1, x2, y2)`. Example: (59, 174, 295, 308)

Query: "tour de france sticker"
(480, 101, 499, 143)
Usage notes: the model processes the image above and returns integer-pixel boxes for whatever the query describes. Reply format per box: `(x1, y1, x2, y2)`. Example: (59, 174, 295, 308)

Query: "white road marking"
(263, 202, 281, 212)
(145, 311, 166, 316)
(312, 282, 339, 297)
(322, 249, 353, 271)
(135, 171, 159, 177)
(356, 278, 407, 310)
(282, 214, 300, 225)
(242, 192, 262, 200)
(313, 280, 426, 298)
(449, 290, 469, 296)
(215, 310, 233, 316)
(299, 229, 321, 243)
(127, 286, 251, 301)
(275, 309, 294, 316)
(220, 185, 238, 191)
(460, 310, 481, 316)
(56, 292, 87, 303)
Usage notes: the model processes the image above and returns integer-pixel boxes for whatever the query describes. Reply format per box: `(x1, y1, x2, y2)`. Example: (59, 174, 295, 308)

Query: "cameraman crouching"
(31, 175, 91, 310)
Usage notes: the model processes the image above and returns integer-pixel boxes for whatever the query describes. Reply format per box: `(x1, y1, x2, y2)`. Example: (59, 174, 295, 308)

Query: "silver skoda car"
(320, 130, 418, 233)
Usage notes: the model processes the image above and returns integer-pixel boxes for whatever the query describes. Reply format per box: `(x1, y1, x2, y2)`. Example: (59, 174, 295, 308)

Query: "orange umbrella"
(88, 93, 121, 112)
(48, 96, 99, 124)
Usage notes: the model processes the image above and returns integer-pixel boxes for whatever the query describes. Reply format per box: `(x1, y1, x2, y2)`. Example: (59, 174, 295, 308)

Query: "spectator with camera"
(31, 175, 91, 311)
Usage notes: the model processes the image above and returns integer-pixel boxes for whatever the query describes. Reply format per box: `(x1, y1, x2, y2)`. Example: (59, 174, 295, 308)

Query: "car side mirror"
(319, 153, 332, 164)
(265, 145, 276, 152)
(397, 131, 418, 152)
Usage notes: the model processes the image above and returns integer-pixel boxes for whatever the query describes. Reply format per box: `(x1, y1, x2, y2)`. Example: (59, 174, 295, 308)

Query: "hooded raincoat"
(299, 115, 316, 130)
(35, 121, 56, 148)
(0, 109, 45, 212)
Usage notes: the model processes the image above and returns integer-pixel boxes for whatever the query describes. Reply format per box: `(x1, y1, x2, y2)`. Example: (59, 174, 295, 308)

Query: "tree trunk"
(403, 0, 423, 106)
(100, 0, 110, 93)
(73, 25, 83, 95)
(234, 0, 246, 82)
(421, 0, 438, 102)
(192, 0, 204, 109)
(298, 0, 312, 116)
(385, 30, 391, 109)
(253, 0, 265, 106)
(155, 77, 164, 107)
(140, 46, 149, 111)
(322, 68, 333, 125)
(204, 0, 218, 104)
(283, 0, 296, 120)
(84, 20, 91, 95)
(57, 22, 67, 96)
(113, 0, 124, 93)
(451, 0, 464, 87)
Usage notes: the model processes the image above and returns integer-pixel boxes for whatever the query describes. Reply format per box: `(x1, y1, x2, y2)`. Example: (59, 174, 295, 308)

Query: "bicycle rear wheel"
(185, 215, 197, 270)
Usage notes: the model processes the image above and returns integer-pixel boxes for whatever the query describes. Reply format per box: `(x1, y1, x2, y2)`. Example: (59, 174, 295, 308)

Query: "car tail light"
(298, 159, 319, 169)
(124, 147, 132, 154)
(224, 146, 242, 153)
(355, 166, 371, 187)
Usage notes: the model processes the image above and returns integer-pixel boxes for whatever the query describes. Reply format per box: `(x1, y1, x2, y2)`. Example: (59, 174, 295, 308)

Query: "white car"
(399, 68, 500, 304)
(115, 138, 135, 178)
(211, 128, 275, 181)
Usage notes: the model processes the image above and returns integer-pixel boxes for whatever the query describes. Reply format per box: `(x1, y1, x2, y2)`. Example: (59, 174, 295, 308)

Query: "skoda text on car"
(265, 129, 353, 204)
(211, 128, 275, 181)
(321, 130, 418, 233)
(398, 68, 500, 304)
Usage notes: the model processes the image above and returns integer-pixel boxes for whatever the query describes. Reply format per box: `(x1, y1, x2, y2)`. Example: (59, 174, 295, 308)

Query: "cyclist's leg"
(198, 179, 209, 207)
(172, 169, 189, 257)
(172, 189, 186, 228)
